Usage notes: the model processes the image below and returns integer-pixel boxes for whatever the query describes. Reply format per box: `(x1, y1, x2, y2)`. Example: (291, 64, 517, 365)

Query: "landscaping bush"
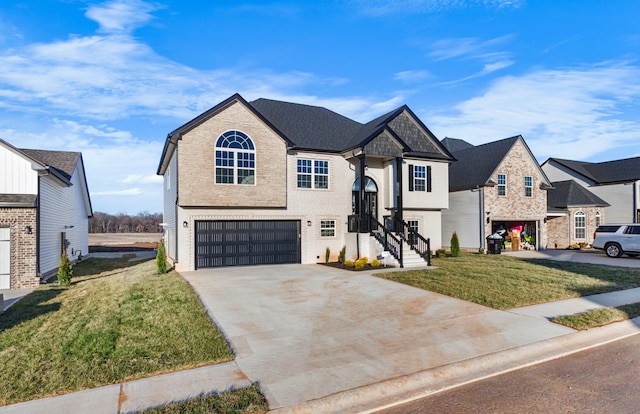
(436, 249, 447, 258)
(450, 232, 461, 257)
(339, 246, 346, 264)
(344, 260, 355, 267)
(57, 254, 73, 286)
(371, 258, 381, 268)
(355, 257, 368, 269)
(325, 247, 330, 263)
(156, 239, 167, 274)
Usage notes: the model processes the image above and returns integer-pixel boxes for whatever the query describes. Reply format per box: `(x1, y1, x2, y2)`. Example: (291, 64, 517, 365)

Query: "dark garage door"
(195, 220, 301, 269)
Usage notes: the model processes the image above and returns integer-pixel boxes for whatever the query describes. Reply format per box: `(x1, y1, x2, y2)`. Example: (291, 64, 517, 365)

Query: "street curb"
(273, 317, 640, 414)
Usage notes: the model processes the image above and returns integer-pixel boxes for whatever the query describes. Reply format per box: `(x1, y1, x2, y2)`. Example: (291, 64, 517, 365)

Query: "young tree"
(451, 232, 461, 257)
(156, 239, 167, 274)
(57, 254, 73, 286)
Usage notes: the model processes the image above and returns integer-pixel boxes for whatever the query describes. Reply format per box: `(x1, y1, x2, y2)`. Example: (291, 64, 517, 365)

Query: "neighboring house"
(0, 139, 92, 289)
(441, 136, 552, 251)
(546, 180, 609, 248)
(156, 93, 455, 271)
(542, 157, 640, 224)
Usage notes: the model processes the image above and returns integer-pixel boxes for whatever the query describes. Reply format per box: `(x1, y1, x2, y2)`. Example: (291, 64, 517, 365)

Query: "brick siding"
(0, 208, 40, 288)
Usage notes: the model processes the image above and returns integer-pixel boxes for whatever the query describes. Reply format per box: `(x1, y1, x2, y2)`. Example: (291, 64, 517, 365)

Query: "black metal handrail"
(369, 216, 404, 268)
(397, 219, 431, 266)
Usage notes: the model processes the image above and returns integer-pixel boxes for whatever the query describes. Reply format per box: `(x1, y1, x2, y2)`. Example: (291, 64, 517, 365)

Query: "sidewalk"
(2, 272, 640, 413)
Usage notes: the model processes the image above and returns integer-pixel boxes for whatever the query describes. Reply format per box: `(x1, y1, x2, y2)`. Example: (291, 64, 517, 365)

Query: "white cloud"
(85, 0, 162, 34)
(92, 188, 143, 196)
(394, 70, 432, 83)
(428, 63, 640, 161)
(120, 174, 163, 184)
(354, 0, 525, 16)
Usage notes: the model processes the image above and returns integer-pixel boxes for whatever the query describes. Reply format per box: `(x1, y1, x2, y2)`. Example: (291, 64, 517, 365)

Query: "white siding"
(442, 190, 482, 248)
(403, 160, 449, 210)
(0, 145, 38, 194)
(39, 167, 90, 276)
(162, 151, 178, 261)
(589, 183, 635, 223)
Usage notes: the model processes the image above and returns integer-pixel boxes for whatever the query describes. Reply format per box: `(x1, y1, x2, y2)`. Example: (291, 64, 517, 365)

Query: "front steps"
(371, 233, 430, 268)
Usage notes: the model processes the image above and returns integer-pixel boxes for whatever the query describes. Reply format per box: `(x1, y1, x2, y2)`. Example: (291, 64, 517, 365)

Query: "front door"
(352, 176, 379, 230)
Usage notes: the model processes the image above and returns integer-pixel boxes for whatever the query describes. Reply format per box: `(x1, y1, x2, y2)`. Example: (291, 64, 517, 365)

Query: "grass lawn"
(377, 253, 640, 309)
(552, 303, 640, 330)
(0, 258, 234, 406)
(139, 384, 268, 414)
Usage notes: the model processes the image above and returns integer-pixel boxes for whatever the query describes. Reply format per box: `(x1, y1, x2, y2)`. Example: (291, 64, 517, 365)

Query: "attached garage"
(195, 220, 301, 269)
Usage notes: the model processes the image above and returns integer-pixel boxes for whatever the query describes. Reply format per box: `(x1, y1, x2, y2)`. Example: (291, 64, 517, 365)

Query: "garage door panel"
(195, 220, 301, 269)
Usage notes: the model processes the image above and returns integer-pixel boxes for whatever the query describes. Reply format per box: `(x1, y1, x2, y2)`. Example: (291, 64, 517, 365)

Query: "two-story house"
(441, 136, 552, 251)
(156, 93, 455, 271)
(542, 157, 640, 225)
(0, 139, 93, 289)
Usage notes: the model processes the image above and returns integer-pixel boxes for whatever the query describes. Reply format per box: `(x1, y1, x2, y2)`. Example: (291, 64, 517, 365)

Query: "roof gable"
(441, 137, 474, 153)
(545, 156, 640, 184)
(547, 180, 610, 208)
(20, 148, 80, 182)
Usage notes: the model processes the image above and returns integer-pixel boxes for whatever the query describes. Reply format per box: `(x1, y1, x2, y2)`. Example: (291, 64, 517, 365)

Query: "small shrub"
(354, 259, 367, 270)
(371, 258, 381, 268)
(579, 242, 589, 249)
(436, 249, 447, 258)
(325, 247, 330, 263)
(450, 232, 461, 257)
(156, 239, 167, 274)
(339, 246, 346, 264)
(344, 260, 355, 267)
(57, 254, 73, 286)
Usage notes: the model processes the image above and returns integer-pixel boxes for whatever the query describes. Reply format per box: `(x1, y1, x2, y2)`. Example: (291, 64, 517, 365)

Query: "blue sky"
(1, 0, 640, 214)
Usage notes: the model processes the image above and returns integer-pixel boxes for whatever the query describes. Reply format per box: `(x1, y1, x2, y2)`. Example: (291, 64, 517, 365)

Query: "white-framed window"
(524, 176, 532, 197)
(215, 130, 256, 185)
(497, 173, 507, 196)
(575, 211, 586, 239)
(320, 220, 336, 237)
(409, 164, 432, 192)
(407, 219, 419, 244)
(595, 211, 601, 228)
(297, 159, 329, 189)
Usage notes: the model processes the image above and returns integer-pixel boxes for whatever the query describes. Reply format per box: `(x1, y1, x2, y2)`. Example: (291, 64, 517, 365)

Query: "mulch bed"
(320, 262, 394, 271)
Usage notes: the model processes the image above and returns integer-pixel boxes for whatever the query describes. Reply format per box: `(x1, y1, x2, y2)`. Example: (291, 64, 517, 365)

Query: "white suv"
(593, 224, 640, 258)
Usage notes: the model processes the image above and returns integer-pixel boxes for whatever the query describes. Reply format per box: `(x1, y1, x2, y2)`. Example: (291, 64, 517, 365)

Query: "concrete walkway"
(1, 262, 640, 413)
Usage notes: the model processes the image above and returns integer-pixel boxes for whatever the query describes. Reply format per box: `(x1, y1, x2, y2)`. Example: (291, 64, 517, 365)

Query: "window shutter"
(427, 166, 432, 192)
(408, 164, 414, 192)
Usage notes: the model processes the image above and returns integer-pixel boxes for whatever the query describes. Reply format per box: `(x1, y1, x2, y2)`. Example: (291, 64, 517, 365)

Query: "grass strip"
(377, 253, 640, 309)
(138, 384, 268, 414)
(552, 303, 640, 330)
(0, 258, 234, 406)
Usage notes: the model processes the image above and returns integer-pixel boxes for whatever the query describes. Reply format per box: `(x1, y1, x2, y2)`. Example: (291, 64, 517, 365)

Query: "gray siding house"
(0, 139, 92, 289)
(157, 93, 455, 271)
(542, 157, 640, 224)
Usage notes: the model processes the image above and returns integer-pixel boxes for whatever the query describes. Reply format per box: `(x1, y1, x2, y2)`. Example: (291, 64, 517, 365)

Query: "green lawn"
(377, 253, 640, 309)
(553, 302, 640, 330)
(0, 258, 234, 406)
(139, 384, 268, 414)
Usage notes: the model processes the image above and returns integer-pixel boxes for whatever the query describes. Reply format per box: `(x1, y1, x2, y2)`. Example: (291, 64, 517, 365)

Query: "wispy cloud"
(354, 0, 525, 16)
(120, 174, 163, 184)
(92, 188, 143, 197)
(394, 70, 432, 83)
(85, 0, 163, 34)
(428, 63, 640, 160)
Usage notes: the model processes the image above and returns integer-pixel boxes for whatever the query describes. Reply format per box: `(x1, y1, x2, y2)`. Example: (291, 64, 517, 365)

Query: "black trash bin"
(486, 234, 503, 254)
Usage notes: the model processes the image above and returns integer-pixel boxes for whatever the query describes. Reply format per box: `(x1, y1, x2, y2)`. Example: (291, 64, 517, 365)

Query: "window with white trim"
(595, 211, 601, 228)
(297, 159, 329, 189)
(575, 211, 586, 239)
(524, 176, 532, 197)
(497, 173, 507, 196)
(215, 130, 255, 185)
(414, 166, 426, 191)
(320, 220, 336, 237)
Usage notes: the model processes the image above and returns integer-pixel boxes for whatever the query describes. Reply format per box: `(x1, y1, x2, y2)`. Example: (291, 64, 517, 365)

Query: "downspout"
(36, 177, 41, 278)
(174, 144, 179, 264)
(479, 186, 485, 251)
(396, 157, 403, 229)
(634, 181, 638, 223)
(357, 152, 366, 259)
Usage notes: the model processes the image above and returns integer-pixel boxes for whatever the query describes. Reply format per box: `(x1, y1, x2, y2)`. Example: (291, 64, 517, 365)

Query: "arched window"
(215, 130, 255, 185)
(595, 211, 601, 228)
(574, 211, 586, 239)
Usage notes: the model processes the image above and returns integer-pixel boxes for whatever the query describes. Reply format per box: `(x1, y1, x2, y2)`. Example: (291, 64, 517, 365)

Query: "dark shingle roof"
(19, 148, 80, 181)
(0, 193, 38, 207)
(446, 136, 521, 191)
(548, 157, 640, 184)
(547, 180, 610, 208)
(441, 137, 475, 153)
(249, 98, 362, 151)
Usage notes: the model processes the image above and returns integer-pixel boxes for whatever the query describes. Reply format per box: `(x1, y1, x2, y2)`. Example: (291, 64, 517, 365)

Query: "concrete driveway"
(181, 264, 573, 411)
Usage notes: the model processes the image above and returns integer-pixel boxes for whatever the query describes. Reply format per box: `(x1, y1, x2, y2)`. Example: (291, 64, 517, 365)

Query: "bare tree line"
(89, 211, 163, 233)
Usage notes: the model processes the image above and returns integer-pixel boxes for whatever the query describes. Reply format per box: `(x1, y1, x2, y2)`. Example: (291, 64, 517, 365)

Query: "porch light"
(307, 221, 312, 227)
(183, 221, 188, 228)
(24, 226, 32, 234)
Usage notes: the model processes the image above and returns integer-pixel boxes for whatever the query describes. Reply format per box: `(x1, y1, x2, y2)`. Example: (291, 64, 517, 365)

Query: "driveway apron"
(181, 264, 573, 410)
